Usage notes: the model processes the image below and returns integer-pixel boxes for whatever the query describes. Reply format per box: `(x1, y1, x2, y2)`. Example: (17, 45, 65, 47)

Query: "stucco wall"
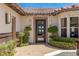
(20, 15, 34, 43)
(20, 15, 58, 43)
(0, 4, 21, 33)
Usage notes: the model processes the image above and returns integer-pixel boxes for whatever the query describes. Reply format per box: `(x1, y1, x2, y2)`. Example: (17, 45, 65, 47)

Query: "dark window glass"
(70, 28, 78, 38)
(61, 18, 67, 27)
(61, 28, 67, 37)
(70, 17, 78, 27)
(5, 13, 8, 24)
(5, 13, 11, 24)
(36, 21, 45, 36)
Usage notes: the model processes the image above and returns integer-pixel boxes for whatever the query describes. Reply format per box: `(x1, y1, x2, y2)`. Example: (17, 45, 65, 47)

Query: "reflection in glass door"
(35, 20, 46, 42)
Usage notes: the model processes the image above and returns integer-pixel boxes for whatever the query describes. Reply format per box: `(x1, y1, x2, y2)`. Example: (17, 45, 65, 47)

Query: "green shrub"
(48, 26, 58, 37)
(24, 26, 32, 32)
(18, 32, 25, 38)
(17, 32, 25, 46)
(48, 26, 58, 33)
(17, 26, 32, 47)
(23, 32, 29, 43)
(0, 40, 16, 56)
(17, 32, 25, 47)
(49, 37, 76, 49)
(23, 26, 32, 43)
(17, 32, 29, 47)
(50, 37, 75, 43)
(49, 40, 76, 49)
(7, 40, 16, 50)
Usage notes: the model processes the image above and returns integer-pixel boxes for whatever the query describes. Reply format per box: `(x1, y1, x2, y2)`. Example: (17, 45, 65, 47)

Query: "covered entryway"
(35, 19, 46, 43)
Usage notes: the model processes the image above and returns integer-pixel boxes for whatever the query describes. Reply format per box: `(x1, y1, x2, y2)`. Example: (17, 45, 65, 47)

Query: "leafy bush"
(49, 40, 76, 49)
(24, 26, 32, 42)
(24, 26, 32, 32)
(49, 37, 76, 49)
(48, 26, 58, 33)
(23, 26, 31, 43)
(23, 32, 29, 43)
(17, 32, 26, 47)
(0, 40, 16, 56)
(51, 37, 75, 43)
(17, 26, 32, 47)
(48, 26, 58, 37)
(17, 32, 28, 47)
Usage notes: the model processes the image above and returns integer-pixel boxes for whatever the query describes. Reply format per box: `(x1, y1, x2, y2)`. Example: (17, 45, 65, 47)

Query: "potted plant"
(48, 25, 58, 37)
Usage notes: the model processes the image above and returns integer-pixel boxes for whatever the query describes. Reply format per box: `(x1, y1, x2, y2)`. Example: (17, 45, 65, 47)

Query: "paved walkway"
(15, 44, 59, 56)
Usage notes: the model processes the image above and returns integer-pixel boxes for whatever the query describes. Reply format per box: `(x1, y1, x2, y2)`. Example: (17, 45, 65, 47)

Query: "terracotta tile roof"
(24, 4, 79, 15)
(5, 4, 79, 16)
(5, 3, 25, 16)
(24, 8, 55, 14)
(55, 5, 79, 14)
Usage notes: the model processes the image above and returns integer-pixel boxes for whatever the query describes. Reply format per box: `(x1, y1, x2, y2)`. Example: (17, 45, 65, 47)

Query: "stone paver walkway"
(15, 44, 59, 56)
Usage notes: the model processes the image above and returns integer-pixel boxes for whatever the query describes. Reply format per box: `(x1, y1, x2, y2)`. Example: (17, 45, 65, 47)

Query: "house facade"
(0, 3, 79, 43)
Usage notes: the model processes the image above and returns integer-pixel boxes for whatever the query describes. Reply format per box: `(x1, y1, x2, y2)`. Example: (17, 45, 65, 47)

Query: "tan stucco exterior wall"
(0, 4, 21, 33)
(20, 15, 34, 43)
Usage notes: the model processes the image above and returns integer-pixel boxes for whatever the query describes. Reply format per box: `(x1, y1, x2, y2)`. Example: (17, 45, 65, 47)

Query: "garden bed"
(0, 40, 16, 56)
(49, 37, 76, 49)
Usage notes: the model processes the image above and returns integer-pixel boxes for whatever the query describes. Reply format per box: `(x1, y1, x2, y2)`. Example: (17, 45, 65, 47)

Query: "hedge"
(49, 40, 76, 49)
(0, 40, 16, 56)
(49, 37, 76, 49)
(50, 37, 75, 43)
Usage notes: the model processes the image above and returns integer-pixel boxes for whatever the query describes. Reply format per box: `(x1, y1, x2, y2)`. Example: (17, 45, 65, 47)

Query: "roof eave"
(5, 3, 25, 16)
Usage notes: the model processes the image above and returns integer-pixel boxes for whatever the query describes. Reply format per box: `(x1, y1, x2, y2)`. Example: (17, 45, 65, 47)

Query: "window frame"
(70, 17, 79, 37)
(61, 18, 67, 37)
(5, 13, 11, 24)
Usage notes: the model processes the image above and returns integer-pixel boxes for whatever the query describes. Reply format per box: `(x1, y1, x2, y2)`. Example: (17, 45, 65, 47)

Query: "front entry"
(35, 20, 46, 43)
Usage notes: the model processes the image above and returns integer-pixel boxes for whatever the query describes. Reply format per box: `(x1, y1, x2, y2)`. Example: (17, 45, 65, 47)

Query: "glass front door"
(35, 20, 46, 42)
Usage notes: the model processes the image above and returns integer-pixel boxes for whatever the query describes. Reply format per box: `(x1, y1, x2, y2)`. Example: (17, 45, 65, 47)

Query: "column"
(58, 17, 61, 37)
(12, 17, 16, 39)
(67, 16, 70, 37)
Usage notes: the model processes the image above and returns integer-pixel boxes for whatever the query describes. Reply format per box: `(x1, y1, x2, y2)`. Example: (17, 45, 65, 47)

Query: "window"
(61, 18, 67, 37)
(70, 17, 78, 27)
(70, 17, 79, 37)
(61, 28, 67, 37)
(70, 28, 78, 37)
(61, 18, 67, 27)
(5, 13, 11, 24)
